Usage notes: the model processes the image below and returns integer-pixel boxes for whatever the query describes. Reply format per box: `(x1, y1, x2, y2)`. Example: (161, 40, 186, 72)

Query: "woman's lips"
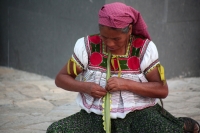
(107, 47, 115, 50)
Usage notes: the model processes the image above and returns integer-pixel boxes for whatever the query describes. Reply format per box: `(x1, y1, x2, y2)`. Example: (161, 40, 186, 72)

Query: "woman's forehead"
(100, 26, 126, 38)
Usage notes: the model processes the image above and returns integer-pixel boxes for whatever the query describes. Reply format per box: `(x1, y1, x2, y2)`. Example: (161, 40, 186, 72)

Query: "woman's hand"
(85, 82, 107, 98)
(105, 77, 128, 92)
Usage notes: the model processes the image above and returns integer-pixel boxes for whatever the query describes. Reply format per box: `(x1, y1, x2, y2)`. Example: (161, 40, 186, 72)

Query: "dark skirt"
(46, 104, 184, 133)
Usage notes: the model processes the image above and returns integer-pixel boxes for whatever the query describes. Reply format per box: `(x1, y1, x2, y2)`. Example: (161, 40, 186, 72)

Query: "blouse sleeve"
(140, 41, 160, 74)
(72, 37, 88, 70)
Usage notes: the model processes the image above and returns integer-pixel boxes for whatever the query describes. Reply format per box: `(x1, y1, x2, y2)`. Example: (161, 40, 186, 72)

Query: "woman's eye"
(114, 38, 120, 41)
(100, 36, 106, 40)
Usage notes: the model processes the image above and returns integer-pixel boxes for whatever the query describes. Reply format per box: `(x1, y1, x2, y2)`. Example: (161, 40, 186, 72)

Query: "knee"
(46, 121, 61, 133)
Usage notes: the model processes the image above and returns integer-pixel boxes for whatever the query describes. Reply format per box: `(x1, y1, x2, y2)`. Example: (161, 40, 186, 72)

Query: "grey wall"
(0, 0, 200, 79)
(0, 0, 105, 78)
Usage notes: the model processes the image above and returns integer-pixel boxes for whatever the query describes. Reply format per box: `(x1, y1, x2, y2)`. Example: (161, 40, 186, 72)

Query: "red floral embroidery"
(133, 38, 144, 48)
(89, 35, 101, 44)
(90, 52, 102, 66)
(128, 56, 140, 70)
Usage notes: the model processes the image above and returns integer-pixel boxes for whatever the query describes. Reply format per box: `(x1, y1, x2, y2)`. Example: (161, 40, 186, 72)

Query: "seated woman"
(47, 2, 200, 133)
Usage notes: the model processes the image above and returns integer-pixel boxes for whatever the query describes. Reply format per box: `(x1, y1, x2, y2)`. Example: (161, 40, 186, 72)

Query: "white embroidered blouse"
(71, 36, 160, 119)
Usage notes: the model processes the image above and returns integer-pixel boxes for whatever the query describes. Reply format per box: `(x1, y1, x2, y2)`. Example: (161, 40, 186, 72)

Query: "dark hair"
(99, 24, 130, 33)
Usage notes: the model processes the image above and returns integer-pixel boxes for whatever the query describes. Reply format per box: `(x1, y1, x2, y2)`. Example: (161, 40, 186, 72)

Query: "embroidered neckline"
(102, 36, 134, 58)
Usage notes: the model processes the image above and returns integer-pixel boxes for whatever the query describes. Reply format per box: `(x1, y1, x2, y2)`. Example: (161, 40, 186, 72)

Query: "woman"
(47, 2, 199, 133)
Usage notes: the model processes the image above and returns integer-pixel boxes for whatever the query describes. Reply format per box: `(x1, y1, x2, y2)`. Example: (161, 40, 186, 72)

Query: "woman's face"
(99, 25, 132, 55)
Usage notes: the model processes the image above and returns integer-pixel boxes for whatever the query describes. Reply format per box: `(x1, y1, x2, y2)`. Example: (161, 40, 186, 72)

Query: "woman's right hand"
(85, 82, 107, 98)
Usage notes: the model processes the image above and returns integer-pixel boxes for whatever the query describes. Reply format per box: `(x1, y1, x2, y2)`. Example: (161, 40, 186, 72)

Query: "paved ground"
(0, 66, 200, 133)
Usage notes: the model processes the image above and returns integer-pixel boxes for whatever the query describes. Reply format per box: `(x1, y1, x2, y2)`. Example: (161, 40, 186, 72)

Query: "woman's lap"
(46, 104, 184, 133)
(46, 109, 104, 133)
(127, 104, 184, 133)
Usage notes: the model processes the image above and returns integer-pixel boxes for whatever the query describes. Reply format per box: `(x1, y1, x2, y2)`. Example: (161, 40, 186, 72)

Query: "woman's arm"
(106, 67, 168, 98)
(55, 60, 107, 98)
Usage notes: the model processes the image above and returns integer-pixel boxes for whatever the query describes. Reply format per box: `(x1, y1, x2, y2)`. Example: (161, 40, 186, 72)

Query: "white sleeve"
(140, 41, 160, 74)
(72, 37, 88, 70)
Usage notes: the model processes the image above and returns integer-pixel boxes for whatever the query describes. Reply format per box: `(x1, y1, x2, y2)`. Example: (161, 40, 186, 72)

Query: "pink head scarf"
(98, 2, 151, 40)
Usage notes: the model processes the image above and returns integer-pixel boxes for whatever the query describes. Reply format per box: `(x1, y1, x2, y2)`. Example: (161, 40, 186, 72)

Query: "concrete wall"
(1, 0, 200, 79)
(0, 0, 105, 78)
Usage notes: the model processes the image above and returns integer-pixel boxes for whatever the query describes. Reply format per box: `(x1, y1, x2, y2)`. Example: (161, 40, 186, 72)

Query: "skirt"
(46, 104, 184, 133)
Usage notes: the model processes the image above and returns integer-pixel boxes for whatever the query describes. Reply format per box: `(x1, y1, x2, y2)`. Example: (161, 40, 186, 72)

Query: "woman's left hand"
(105, 77, 127, 92)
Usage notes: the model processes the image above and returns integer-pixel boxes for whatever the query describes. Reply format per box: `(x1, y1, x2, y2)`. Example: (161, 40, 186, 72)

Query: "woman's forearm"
(55, 73, 88, 93)
(124, 79, 168, 98)
(55, 73, 107, 98)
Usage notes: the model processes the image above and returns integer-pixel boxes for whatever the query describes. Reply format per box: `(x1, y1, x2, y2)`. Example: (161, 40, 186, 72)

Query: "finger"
(107, 83, 117, 90)
(96, 90, 107, 96)
(92, 94, 101, 98)
(105, 85, 109, 91)
(96, 86, 107, 92)
(91, 92, 102, 98)
(107, 78, 114, 83)
(93, 93, 105, 98)
(91, 89, 106, 97)
(106, 83, 116, 91)
(105, 84, 110, 91)
(109, 87, 117, 92)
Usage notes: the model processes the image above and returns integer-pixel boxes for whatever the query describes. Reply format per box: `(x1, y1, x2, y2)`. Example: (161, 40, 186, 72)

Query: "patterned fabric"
(75, 35, 159, 119)
(98, 2, 151, 39)
(88, 35, 149, 72)
(46, 104, 184, 133)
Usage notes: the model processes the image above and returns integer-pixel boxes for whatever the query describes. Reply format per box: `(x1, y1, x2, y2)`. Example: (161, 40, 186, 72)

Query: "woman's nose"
(104, 39, 115, 47)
